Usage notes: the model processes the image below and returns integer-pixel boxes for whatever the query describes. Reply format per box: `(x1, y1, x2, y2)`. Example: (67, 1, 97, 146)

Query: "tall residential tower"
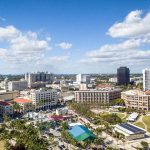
(143, 68, 150, 91)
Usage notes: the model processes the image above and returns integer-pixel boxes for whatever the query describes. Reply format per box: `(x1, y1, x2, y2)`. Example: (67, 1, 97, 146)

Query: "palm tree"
(94, 137, 105, 149)
(13, 102, 21, 118)
(0, 119, 49, 150)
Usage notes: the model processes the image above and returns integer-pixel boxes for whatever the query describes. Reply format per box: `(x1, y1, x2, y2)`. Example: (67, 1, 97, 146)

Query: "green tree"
(0, 119, 49, 150)
(141, 141, 149, 150)
(13, 102, 21, 117)
(111, 98, 125, 106)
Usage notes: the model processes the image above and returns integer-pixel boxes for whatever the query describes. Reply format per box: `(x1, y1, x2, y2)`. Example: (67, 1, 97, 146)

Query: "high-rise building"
(117, 67, 130, 85)
(143, 68, 150, 91)
(25, 72, 54, 88)
(76, 74, 90, 84)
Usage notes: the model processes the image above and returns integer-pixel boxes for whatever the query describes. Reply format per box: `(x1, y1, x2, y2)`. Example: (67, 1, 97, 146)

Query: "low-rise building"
(114, 123, 146, 140)
(109, 78, 117, 83)
(75, 88, 121, 103)
(0, 91, 19, 101)
(14, 98, 32, 113)
(0, 101, 13, 116)
(121, 90, 150, 111)
(127, 112, 139, 122)
(56, 108, 68, 115)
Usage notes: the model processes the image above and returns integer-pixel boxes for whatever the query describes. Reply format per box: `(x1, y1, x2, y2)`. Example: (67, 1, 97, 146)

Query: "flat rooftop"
(75, 88, 121, 92)
(115, 123, 145, 135)
(122, 90, 148, 96)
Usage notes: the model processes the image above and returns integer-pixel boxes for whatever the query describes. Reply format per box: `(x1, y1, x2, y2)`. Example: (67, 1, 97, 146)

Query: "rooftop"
(0, 101, 12, 106)
(15, 98, 32, 103)
(69, 125, 95, 142)
(115, 123, 145, 135)
(76, 88, 121, 92)
(122, 90, 149, 96)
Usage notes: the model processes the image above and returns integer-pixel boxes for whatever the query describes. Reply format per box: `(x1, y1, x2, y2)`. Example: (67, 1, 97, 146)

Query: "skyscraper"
(117, 67, 130, 85)
(143, 68, 150, 91)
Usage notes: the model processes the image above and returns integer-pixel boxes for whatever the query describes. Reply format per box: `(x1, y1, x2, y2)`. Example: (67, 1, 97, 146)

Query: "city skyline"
(0, 0, 150, 74)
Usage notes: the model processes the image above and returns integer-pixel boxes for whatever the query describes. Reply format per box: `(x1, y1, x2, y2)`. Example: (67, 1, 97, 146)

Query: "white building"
(76, 74, 90, 84)
(8, 79, 28, 91)
(30, 88, 58, 110)
(114, 123, 145, 140)
(0, 78, 9, 90)
(143, 68, 150, 91)
(56, 108, 68, 115)
(127, 112, 138, 122)
(109, 77, 117, 83)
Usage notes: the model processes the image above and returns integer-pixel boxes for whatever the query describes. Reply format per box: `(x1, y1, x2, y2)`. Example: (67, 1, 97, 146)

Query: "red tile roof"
(15, 98, 32, 103)
(0, 101, 12, 106)
(49, 115, 65, 121)
(145, 90, 150, 95)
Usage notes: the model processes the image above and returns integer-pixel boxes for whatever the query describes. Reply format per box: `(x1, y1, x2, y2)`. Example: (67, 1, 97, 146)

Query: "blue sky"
(0, 0, 150, 74)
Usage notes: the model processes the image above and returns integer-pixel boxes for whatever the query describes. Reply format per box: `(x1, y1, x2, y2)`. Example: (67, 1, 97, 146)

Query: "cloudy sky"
(0, 0, 150, 74)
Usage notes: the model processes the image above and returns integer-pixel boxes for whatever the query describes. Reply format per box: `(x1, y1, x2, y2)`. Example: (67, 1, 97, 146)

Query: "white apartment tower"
(76, 74, 90, 84)
(143, 68, 150, 91)
(30, 88, 58, 110)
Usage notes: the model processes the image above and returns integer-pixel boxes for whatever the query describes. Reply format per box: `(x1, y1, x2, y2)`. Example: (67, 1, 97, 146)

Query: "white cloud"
(0, 26, 20, 41)
(80, 10, 150, 69)
(0, 25, 72, 73)
(0, 25, 51, 65)
(107, 10, 150, 38)
(82, 37, 150, 66)
(57, 42, 72, 49)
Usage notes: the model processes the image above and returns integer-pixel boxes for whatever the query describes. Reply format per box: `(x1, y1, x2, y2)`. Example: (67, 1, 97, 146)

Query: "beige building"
(14, 98, 32, 113)
(0, 91, 19, 101)
(121, 90, 150, 111)
(75, 88, 121, 103)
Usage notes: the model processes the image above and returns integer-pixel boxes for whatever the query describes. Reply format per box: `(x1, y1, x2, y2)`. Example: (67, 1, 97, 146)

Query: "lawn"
(0, 141, 4, 150)
(134, 122, 145, 129)
(116, 113, 125, 119)
(143, 116, 150, 132)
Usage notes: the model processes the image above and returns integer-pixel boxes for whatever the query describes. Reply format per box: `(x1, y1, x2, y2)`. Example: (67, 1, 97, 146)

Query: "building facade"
(14, 98, 32, 113)
(109, 77, 117, 83)
(0, 101, 13, 116)
(117, 67, 130, 85)
(76, 74, 90, 84)
(75, 88, 121, 103)
(0, 78, 9, 90)
(0, 91, 19, 101)
(25, 72, 54, 88)
(30, 88, 58, 110)
(121, 90, 150, 111)
(143, 68, 150, 91)
(114, 123, 145, 140)
(8, 80, 28, 91)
